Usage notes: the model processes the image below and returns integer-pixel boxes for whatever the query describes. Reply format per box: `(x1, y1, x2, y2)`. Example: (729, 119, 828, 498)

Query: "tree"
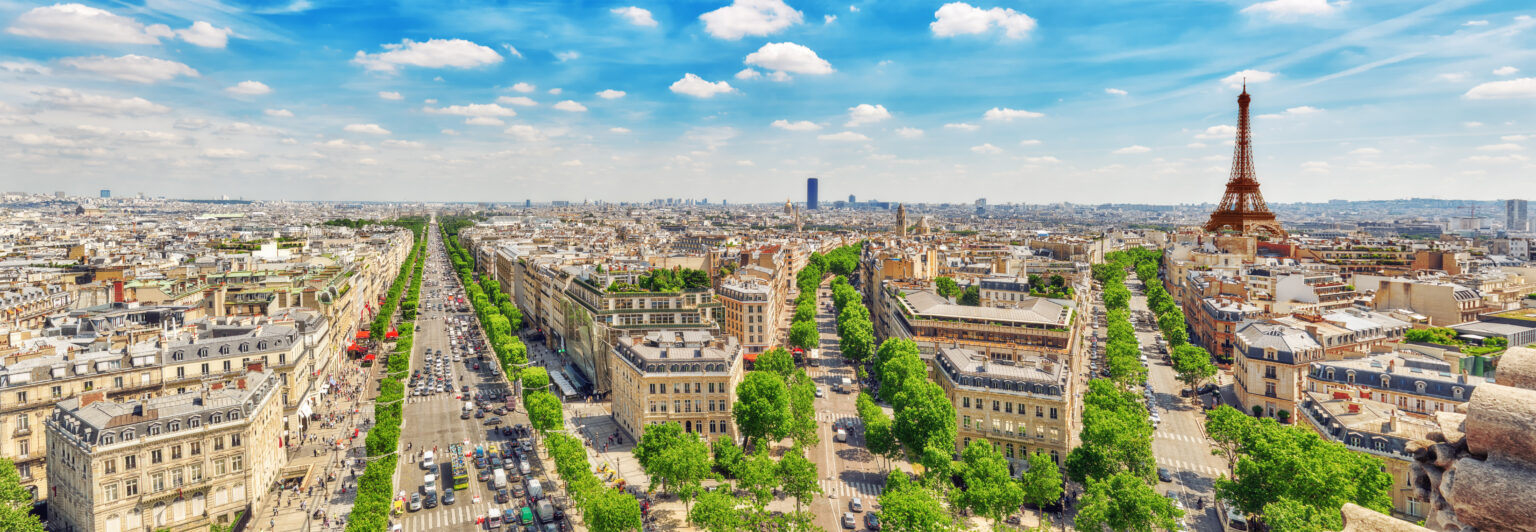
(1067, 379, 1154, 484)
(585, 487, 644, 532)
(878, 470, 953, 532)
(756, 347, 795, 378)
(733, 371, 791, 448)
(633, 422, 686, 488)
(1216, 416, 1393, 528)
(1019, 451, 1063, 513)
(1170, 344, 1216, 396)
(875, 338, 920, 380)
(711, 438, 745, 479)
(787, 371, 819, 447)
(935, 276, 961, 299)
(0, 458, 41, 532)
(878, 349, 928, 407)
(1262, 498, 1334, 532)
(524, 390, 565, 432)
(892, 382, 957, 475)
(1205, 405, 1254, 476)
(794, 300, 815, 322)
(958, 285, 980, 306)
(1074, 471, 1183, 532)
(736, 447, 779, 506)
(955, 440, 1027, 529)
(519, 366, 550, 394)
(1158, 309, 1189, 347)
(839, 318, 875, 364)
(789, 320, 819, 351)
(777, 447, 822, 512)
(690, 488, 743, 532)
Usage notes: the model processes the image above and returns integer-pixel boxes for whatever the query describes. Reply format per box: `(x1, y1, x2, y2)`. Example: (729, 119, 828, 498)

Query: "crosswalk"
(815, 412, 862, 427)
(1155, 456, 1224, 477)
(401, 500, 493, 531)
(1154, 432, 1206, 444)
(819, 479, 885, 499)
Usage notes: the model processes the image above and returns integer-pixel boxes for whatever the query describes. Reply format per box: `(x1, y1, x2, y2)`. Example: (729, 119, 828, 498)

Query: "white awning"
(297, 401, 313, 419)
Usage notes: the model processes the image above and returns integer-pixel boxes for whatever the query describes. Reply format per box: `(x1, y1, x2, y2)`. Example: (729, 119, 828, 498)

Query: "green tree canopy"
(956, 439, 1027, 528)
(732, 371, 791, 448)
(788, 319, 819, 351)
(755, 347, 795, 379)
(1074, 470, 1183, 532)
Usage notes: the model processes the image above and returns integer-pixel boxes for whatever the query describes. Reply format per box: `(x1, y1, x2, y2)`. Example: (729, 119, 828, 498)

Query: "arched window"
(1346, 370, 1356, 384)
(1415, 381, 1426, 394)
(1326, 368, 1335, 380)
(102, 433, 115, 444)
(1380, 374, 1391, 387)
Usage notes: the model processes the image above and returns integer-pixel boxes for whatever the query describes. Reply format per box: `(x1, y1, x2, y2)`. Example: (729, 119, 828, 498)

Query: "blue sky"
(0, 0, 1532, 203)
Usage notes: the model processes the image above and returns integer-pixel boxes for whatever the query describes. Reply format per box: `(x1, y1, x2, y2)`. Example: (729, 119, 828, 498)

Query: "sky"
(0, 0, 1532, 204)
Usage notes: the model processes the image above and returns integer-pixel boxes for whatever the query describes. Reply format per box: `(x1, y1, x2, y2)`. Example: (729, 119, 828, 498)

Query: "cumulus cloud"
(1349, 147, 1381, 155)
(744, 42, 834, 75)
(1494, 66, 1520, 76)
(970, 143, 1002, 154)
(1105, 88, 1128, 96)
(1195, 124, 1237, 139)
(609, 127, 631, 133)
(0, 60, 51, 75)
(1114, 145, 1151, 154)
(1241, 0, 1341, 21)
(382, 139, 424, 149)
(504, 124, 548, 141)
(62, 54, 198, 84)
(379, 91, 403, 100)
(511, 82, 536, 93)
(555, 51, 581, 62)
(700, 0, 803, 40)
(176, 21, 233, 48)
(423, 103, 516, 117)
(353, 38, 502, 72)
(983, 107, 1043, 121)
(818, 131, 870, 142)
(669, 73, 735, 98)
(264, 108, 293, 118)
(611, 6, 658, 27)
(1475, 143, 1523, 151)
(772, 119, 821, 131)
(1464, 78, 1536, 99)
(1021, 155, 1060, 164)
(596, 89, 626, 99)
(735, 68, 762, 80)
(930, 2, 1037, 39)
(496, 96, 537, 106)
(202, 148, 251, 159)
(226, 80, 272, 96)
(944, 123, 980, 131)
(345, 123, 391, 135)
(34, 87, 169, 115)
(895, 127, 924, 138)
(553, 100, 587, 112)
(1257, 106, 1323, 119)
(845, 104, 891, 126)
(825, 14, 836, 24)
(548, 88, 563, 95)
(464, 117, 504, 126)
(5, 3, 172, 44)
(12, 133, 76, 147)
(1221, 69, 1276, 88)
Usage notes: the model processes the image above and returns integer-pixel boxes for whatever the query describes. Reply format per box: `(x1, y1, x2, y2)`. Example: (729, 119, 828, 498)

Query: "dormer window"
(1346, 370, 1355, 385)
(228, 410, 240, 420)
(101, 434, 115, 444)
(172, 351, 185, 362)
(1326, 368, 1335, 380)
(219, 345, 230, 355)
(168, 421, 179, 432)
(148, 425, 160, 436)
(1452, 387, 1464, 400)
(122, 429, 134, 439)
(1380, 375, 1390, 387)
(197, 348, 209, 358)
(257, 341, 268, 350)
(189, 417, 200, 428)
(238, 343, 249, 353)
(1415, 381, 1427, 394)
(211, 414, 223, 423)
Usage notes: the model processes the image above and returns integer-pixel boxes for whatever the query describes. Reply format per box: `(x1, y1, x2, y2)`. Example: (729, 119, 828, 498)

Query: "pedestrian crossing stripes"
(1154, 432, 1206, 444)
(1154, 456, 1224, 477)
(815, 412, 862, 426)
(818, 479, 885, 499)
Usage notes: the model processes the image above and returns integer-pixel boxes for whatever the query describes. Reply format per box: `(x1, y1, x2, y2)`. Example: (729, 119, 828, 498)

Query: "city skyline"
(0, 0, 1533, 203)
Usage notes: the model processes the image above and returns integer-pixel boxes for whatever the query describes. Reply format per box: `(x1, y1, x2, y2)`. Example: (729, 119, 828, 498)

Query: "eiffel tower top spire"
(1204, 86, 1287, 239)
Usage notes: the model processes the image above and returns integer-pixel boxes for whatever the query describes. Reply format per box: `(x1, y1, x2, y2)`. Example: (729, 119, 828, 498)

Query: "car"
(496, 488, 511, 503)
(407, 492, 423, 511)
(815, 387, 825, 398)
(850, 497, 863, 512)
(479, 469, 492, 482)
(494, 407, 509, 416)
(461, 411, 471, 420)
(1158, 467, 1173, 482)
(423, 492, 438, 508)
(476, 410, 487, 419)
(491, 457, 503, 469)
(865, 512, 881, 530)
(841, 512, 856, 529)
(512, 483, 526, 498)
(1198, 383, 1219, 395)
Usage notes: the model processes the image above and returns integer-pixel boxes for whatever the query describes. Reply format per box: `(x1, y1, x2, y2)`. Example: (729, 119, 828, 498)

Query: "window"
(124, 455, 137, 470)
(17, 440, 27, 457)
(1265, 382, 1276, 397)
(214, 437, 224, 451)
(16, 415, 27, 431)
(1036, 406, 1044, 418)
(168, 421, 179, 432)
(198, 348, 208, 358)
(214, 459, 226, 476)
(992, 401, 1000, 412)
(51, 386, 62, 398)
(223, 361, 231, 372)
(171, 468, 183, 487)
(104, 483, 119, 502)
(1415, 381, 1427, 394)
(212, 414, 223, 424)
(219, 345, 230, 355)
(190, 442, 201, 456)
(189, 417, 200, 428)
(231, 434, 241, 447)
(105, 459, 117, 474)
(1005, 403, 1013, 414)
(649, 384, 655, 394)
(963, 415, 971, 428)
(125, 479, 138, 496)
(1050, 408, 1059, 419)
(170, 445, 182, 460)
(151, 472, 165, 492)
(114, 376, 123, 388)
(190, 464, 202, 483)
(231, 455, 243, 472)
(15, 391, 25, 404)
(176, 367, 185, 379)
(201, 363, 210, 375)
(102, 433, 115, 445)
(151, 449, 162, 464)
(963, 397, 970, 408)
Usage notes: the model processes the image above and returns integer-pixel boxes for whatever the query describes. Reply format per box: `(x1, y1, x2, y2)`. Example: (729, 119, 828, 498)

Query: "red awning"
(347, 342, 362, 352)
(385, 328, 399, 339)
(356, 330, 370, 340)
(363, 354, 376, 361)
(743, 353, 759, 363)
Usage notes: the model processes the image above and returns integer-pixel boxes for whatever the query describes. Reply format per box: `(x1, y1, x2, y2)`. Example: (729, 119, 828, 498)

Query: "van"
(527, 478, 544, 499)
(536, 500, 554, 522)
(486, 508, 503, 529)
(423, 473, 437, 494)
(493, 468, 507, 490)
(421, 451, 435, 471)
(1220, 500, 1249, 532)
(835, 428, 848, 442)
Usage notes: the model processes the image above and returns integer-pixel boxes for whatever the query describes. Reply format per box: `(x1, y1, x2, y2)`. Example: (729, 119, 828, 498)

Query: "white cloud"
(895, 127, 924, 138)
(441, 129, 460, 136)
(465, 117, 505, 126)
(735, 68, 762, 80)
(382, 139, 424, 148)
(1502, 135, 1531, 142)
(1187, 142, 1207, 148)
(555, 51, 581, 62)
(264, 108, 293, 118)
(345, 123, 391, 135)
(1436, 72, 1470, 83)
(1019, 139, 1041, 146)
(737, 160, 756, 166)
(511, 82, 536, 93)
(767, 71, 792, 82)
(1349, 147, 1381, 155)
(596, 89, 626, 100)
(0, 60, 51, 75)
(502, 44, 522, 58)
(562, 160, 583, 167)
(1301, 161, 1330, 172)
(226, 81, 272, 96)
(1463, 20, 1488, 26)
(12, 133, 76, 147)
(61, 54, 198, 84)
(1464, 121, 1484, 128)
(496, 96, 538, 106)
(34, 88, 169, 115)
(1494, 66, 1520, 76)
(553, 100, 588, 112)
(825, 14, 837, 24)
(700, 0, 803, 40)
(548, 88, 563, 95)
(850, 5, 859, 12)
(1476, 143, 1523, 151)
(379, 91, 404, 100)
(771, 119, 821, 131)
(1241, 0, 1340, 21)
(5, 3, 172, 44)
(970, 143, 1002, 154)
(315, 139, 374, 152)
(745, 42, 834, 75)
(845, 104, 891, 126)
(930, 2, 1037, 39)
(176, 21, 233, 48)
(1465, 78, 1536, 99)
(1258, 106, 1323, 119)
(945, 123, 980, 131)
(425, 99, 438, 104)
(1105, 88, 1128, 96)
(356, 158, 378, 166)
(1021, 155, 1060, 164)
(669, 73, 735, 98)
(1114, 145, 1151, 154)
(202, 148, 251, 159)
(423, 103, 517, 117)
(504, 124, 547, 141)
(609, 127, 631, 133)
(353, 39, 502, 72)
(818, 131, 870, 142)
(611, 6, 658, 27)
(1464, 154, 1529, 164)
(1221, 69, 1276, 88)
(983, 107, 1043, 121)
(1195, 124, 1237, 139)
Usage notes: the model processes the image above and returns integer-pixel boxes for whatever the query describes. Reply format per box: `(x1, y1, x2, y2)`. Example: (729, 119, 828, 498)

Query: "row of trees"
(786, 245, 857, 352)
(350, 221, 427, 532)
(440, 218, 529, 379)
(546, 431, 644, 532)
(832, 276, 876, 377)
(1123, 251, 1219, 397)
(1094, 261, 1148, 388)
(1067, 380, 1183, 531)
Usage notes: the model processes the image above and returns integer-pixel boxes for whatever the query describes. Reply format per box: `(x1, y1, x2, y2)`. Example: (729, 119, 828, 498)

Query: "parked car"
(865, 512, 881, 530)
(408, 492, 422, 512)
(1158, 468, 1173, 483)
(841, 512, 856, 529)
(850, 497, 863, 512)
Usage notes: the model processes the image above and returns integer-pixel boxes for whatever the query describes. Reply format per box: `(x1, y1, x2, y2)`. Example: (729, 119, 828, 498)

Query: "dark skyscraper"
(807, 177, 819, 210)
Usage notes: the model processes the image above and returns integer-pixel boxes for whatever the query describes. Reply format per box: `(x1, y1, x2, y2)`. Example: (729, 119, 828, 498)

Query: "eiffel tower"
(1204, 83, 1288, 240)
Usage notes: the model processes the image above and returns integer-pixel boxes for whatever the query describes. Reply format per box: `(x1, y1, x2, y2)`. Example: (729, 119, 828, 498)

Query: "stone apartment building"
(44, 368, 285, 532)
(1371, 279, 1483, 326)
(1296, 390, 1435, 519)
(609, 331, 743, 443)
(1307, 352, 1485, 417)
(872, 281, 1079, 363)
(717, 277, 779, 354)
(1232, 321, 1325, 419)
(933, 347, 1073, 470)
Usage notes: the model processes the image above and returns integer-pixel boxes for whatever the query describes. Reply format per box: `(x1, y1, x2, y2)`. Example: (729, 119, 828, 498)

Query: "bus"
(449, 444, 470, 490)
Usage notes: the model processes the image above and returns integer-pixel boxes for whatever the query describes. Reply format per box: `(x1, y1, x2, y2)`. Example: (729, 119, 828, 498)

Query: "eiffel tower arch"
(1204, 84, 1288, 240)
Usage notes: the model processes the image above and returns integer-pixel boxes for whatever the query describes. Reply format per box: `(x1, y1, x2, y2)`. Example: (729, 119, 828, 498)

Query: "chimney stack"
(79, 391, 106, 408)
(237, 378, 246, 390)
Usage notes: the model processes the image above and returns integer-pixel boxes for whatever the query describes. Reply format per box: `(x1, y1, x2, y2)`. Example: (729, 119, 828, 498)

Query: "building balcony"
(12, 427, 31, 438)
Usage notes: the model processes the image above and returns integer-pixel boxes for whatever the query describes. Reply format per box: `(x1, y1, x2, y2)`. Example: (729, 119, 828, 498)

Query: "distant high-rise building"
(99, 189, 110, 198)
(849, 194, 856, 204)
(807, 177, 819, 210)
(54, 190, 64, 198)
(1508, 199, 1529, 231)
(525, 199, 531, 207)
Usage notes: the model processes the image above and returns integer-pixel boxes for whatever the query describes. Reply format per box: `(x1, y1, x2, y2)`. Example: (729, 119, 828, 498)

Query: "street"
(806, 280, 888, 532)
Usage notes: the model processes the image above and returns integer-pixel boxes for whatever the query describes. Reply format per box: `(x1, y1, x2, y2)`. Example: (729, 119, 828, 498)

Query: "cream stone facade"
(609, 331, 743, 443)
(718, 278, 778, 354)
(933, 347, 1074, 469)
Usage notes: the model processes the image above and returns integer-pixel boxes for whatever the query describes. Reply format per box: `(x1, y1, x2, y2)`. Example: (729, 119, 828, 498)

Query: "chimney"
(113, 281, 124, 303)
(237, 378, 246, 390)
(1347, 403, 1360, 413)
(247, 362, 263, 373)
(79, 391, 106, 408)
